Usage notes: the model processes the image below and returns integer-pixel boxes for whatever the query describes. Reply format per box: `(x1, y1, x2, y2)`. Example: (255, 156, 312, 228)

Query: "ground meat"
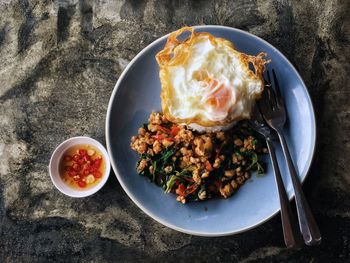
(130, 112, 266, 203)
(219, 184, 234, 198)
(153, 140, 162, 154)
(137, 159, 148, 173)
(224, 170, 235, 177)
(198, 190, 207, 200)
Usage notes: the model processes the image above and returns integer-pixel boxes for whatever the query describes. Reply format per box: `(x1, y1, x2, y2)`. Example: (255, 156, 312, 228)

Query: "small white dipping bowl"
(49, 136, 111, 198)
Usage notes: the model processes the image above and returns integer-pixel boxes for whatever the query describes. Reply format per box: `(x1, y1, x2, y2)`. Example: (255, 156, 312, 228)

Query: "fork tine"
(252, 103, 264, 123)
(266, 70, 271, 85)
(265, 73, 278, 110)
(272, 69, 284, 107)
(265, 86, 274, 110)
(259, 87, 272, 116)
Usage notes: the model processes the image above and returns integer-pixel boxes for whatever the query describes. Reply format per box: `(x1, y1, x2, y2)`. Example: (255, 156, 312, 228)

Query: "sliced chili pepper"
(176, 183, 186, 196)
(72, 154, 80, 162)
(89, 166, 97, 173)
(205, 161, 213, 172)
(185, 184, 199, 195)
(68, 169, 77, 177)
(170, 125, 180, 136)
(93, 171, 102, 178)
(78, 180, 87, 188)
(72, 163, 80, 171)
(83, 155, 91, 162)
(93, 158, 102, 168)
(79, 149, 87, 156)
(157, 125, 171, 134)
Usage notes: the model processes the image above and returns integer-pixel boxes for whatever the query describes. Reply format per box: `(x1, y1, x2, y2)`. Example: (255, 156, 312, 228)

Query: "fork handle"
(275, 130, 322, 246)
(265, 137, 302, 248)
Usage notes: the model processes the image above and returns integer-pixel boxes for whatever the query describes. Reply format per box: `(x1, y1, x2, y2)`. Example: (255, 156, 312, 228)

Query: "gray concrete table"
(1, 0, 349, 262)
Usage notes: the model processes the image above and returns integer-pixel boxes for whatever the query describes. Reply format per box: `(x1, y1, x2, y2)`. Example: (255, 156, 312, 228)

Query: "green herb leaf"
(234, 149, 241, 156)
(177, 169, 191, 178)
(246, 153, 258, 170)
(246, 152, 265, 176)
(152, 160, 157, 182)
(160, 148, 175, 162)
(165, 175, 179, 193)
(256, 162, 264, 176)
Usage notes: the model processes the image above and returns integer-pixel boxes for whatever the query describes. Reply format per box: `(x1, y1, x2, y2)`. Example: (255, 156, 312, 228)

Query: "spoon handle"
(266, 137, 302, 248)
(276, 130, 321, 246)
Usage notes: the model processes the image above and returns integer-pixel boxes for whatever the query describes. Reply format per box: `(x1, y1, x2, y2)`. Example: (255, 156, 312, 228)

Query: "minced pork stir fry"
(130, 112, 267, 204)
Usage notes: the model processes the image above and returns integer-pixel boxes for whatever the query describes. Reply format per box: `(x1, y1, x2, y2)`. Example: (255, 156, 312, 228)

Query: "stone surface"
(0, 0, 349, 262)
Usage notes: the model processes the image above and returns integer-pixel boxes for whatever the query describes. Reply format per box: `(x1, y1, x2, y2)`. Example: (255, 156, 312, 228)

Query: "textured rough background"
(0, 0, 349, 262)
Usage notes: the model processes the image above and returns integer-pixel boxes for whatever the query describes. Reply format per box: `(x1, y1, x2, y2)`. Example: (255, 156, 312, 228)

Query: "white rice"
(187, 122, 237, 133)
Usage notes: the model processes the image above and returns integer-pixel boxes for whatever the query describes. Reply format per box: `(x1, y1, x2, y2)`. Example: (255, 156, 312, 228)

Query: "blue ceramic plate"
(106, 25, 316, 236)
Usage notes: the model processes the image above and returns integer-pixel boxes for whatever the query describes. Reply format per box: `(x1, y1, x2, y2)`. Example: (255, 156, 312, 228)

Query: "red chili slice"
(83, 155, 91, 162)
(157, 125, 171, 134)
(205, 161, 213, 172)
(176, 183, 186, 196)
(68, 169, 77, 177)
(72, 163, 80, 171)
(170, 125, 180, 136)
(89, 166, 97, 173)
(78, 158, 85, 165)
(78, 149, 87, 156)
(93, 171, 102, 178)
(78, 180, 87, 188)
(185, 184, 198, 195)
(93, 158, 102, 168)
(73, 154, 80, 162)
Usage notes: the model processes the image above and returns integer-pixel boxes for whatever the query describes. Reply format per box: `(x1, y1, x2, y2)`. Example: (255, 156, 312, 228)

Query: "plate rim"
(105, 25, 317, 237)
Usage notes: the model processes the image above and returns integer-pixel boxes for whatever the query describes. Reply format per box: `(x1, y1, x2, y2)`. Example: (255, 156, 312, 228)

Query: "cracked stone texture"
(0, 0, 349, 262)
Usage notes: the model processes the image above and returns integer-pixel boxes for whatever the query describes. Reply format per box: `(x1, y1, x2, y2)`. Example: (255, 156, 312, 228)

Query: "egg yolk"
(206, 81, 233, 114)
(195, 70, 236, 117)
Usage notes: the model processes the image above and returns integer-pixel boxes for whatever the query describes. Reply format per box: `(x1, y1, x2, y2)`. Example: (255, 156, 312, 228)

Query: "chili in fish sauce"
(60, 145, 105, 189)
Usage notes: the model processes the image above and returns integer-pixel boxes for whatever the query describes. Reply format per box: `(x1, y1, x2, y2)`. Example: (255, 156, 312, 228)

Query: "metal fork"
(249, 106, 302, 248)
(259, 69, 322, 246)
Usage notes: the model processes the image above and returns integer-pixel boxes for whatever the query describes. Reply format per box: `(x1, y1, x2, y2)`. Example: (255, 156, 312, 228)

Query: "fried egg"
(156, 27, 268, 132)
